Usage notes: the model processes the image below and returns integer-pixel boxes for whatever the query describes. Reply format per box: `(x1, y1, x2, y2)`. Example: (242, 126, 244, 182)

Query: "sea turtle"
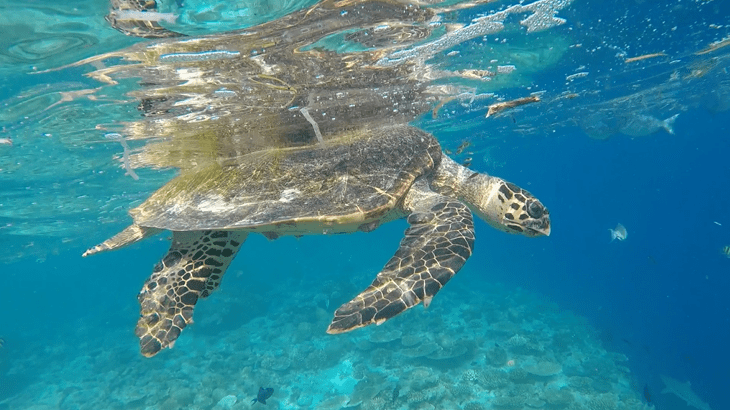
(79, 0, 554, 357)
(84, 124, 550, 357)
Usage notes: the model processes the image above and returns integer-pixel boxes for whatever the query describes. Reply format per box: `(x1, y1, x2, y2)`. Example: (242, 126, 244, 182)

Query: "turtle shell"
(129, 126, 442, 233)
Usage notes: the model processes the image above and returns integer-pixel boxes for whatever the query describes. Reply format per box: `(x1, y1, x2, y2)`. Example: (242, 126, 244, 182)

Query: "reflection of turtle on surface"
(78, 0, 570, 172)
(84, 124, 550, 357)
(105, 0, 184, 39)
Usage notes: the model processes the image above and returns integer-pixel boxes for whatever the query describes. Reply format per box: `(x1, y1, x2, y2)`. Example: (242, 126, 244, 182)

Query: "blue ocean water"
(1, 0, 729, 409)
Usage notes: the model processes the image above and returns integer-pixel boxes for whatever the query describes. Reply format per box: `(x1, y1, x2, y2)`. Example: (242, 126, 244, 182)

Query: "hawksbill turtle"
(84, 124, 550, 357)
(80, 0, 556, 357)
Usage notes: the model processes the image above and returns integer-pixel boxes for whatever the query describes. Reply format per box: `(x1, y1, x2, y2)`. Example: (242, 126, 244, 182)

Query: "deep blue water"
(491, 109, 730, 410)
(1, 0, 729, 409)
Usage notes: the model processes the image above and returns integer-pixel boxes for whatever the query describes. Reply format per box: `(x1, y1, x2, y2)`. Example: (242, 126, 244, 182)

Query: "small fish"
(108, 10, 178, 24)
(721, 245, 730, 258)
(0, 138, 12, 146)
(252, 387, 273, 405)
(0, 337, 5, 348)
(579, 112, 616, 140)
(455, 141, 470, 155)
(643, 383, 652, 403)
(624, 52, 667, 63)
(609, 223, 627, 242)
(431, 96, 455, 118)
(619, 113, 679, 137)
(486, 95, 540, 117)
(695, 36, 730, 55)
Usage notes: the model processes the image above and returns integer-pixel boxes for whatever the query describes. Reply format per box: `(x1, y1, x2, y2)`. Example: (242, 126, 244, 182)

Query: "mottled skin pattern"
(135, 230, 246, 357)
(430, 155, 551, 237)
(328, 179, 475, 333)
(84, 126, 550, 357)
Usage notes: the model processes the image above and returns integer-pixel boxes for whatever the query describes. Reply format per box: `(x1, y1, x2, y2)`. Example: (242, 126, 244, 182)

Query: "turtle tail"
(82, 224, 162, 257)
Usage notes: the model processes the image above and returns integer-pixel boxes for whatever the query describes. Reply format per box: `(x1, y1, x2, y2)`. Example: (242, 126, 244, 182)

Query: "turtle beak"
(524, 199, 550, 237)
(536, 223, 551, 237)
(520, 214, 550, 237)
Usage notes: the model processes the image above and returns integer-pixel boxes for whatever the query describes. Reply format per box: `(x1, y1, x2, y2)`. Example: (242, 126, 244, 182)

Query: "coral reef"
(481, 370, 510, 389)
(524, 360, 562, 377)
(304, 349, 329, 369)
(507, 367, 530, 383)
(543, 387, 575, 408)
(507, 334, 529, 347)
(462, 369, 481, 382)
(400, 342, 440, 358)
(1, 277, 653, 410)
(585, 393, 618, 410)
(449, 382, 473, 399)
(463, 402, 484, 410)
(492, 394, 527, 409)
(485, 345, 508, 367)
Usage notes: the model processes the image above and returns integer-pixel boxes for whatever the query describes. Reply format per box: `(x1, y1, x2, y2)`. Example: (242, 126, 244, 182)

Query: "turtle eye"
(526, 200, 545, 218)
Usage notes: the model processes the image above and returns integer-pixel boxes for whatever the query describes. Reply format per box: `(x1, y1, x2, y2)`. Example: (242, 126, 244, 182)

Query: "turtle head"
(463, 174, 551, 237)
(430, 155, 550, 237)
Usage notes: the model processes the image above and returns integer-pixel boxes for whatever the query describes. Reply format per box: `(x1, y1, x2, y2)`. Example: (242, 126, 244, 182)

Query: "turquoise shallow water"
(1, 0, 729, 409)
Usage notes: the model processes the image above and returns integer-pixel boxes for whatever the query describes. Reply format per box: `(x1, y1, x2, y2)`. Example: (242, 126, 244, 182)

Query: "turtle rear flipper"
(82, 224, 162, 257)
(327, 180, 475, 333)
(135, 230, 247, 357)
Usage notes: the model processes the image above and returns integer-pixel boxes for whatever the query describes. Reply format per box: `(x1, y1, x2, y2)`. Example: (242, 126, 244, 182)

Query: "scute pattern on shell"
(130, 126, 441, 232)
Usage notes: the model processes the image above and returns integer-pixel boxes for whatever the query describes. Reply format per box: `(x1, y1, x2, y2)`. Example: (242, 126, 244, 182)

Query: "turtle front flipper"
(328, 179, 475, 334)
(135, 230, 246, 357)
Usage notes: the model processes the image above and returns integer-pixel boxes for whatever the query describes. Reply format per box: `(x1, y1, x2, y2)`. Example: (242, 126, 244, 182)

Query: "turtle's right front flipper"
(135, 230, 246, 357)
(106, 0, 184, 39)
(328, 179, 475, 334)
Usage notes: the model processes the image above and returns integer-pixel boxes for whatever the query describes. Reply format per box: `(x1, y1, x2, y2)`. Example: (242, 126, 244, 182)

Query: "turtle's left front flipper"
(135, 230, 247, 357)
(328, 179, 475, 333)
